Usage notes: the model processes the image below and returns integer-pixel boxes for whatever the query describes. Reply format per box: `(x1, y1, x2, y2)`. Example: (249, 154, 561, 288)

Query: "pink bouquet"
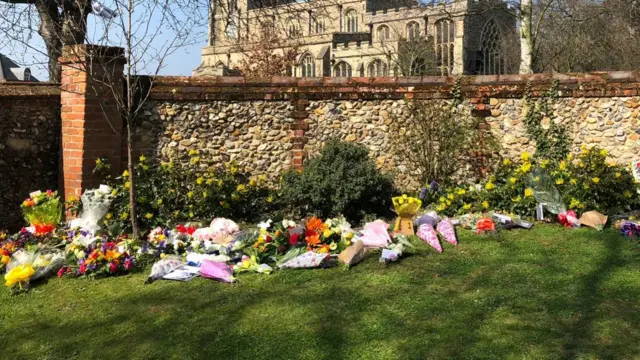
(358, 220, 391, 248)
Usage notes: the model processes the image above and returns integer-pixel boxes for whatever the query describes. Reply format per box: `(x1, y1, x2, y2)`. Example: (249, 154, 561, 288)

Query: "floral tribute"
(21, 190, 62, 235)
(64, 233, 135, 277)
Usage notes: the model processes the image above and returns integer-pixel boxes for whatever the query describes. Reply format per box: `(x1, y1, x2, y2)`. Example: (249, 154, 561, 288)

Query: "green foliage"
(522, 81, 570, 162)
(393, 98, 499, 186)
(421, 146, 640, 218)
(279, 140, 396, 224)
(103, 153, 274, 233)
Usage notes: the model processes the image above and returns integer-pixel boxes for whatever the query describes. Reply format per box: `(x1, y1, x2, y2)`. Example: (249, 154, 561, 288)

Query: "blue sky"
(0, 2, 209, 81)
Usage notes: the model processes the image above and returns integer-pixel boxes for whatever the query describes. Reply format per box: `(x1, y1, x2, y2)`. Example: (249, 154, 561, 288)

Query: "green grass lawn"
(2, 225, 640, 360)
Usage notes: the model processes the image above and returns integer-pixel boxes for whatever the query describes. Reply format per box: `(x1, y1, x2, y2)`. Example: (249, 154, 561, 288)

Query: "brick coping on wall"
(0, 82, 60, 99)
(147, 71, 640, 101)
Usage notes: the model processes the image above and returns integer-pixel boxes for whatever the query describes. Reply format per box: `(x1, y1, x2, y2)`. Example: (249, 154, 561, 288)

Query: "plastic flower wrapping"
(5, 246, 64, 291)
(20, 190, 62, 234)
(68, 185, 114, 235)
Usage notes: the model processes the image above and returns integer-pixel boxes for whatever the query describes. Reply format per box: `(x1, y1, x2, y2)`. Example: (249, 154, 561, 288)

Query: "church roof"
(0, 53, 38, 82)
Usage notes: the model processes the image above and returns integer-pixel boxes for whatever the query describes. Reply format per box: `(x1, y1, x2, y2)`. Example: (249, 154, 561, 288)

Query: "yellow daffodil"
(139, 155, 146, 162)
(485, 182, 495, 190)
(512, 196, 521, 203)
(570, 178, 577, 185)
(439, 196, 446, 203)
(463, 203, 472, 210)
(503, 158, 512, 166)
(122, 170, 130, 177)
(95, 158, 102, 165)
(120, 212, 129, 220)
(190, 157, 200, 165)
(187, 191, 193, 199)
(579, 161, 585, 168)
(196, 177, 204, 185)
(437, 203, 447, 212)
(457, 189, 466, 195)
(524, 188, 534, 197)
(1, 256, 10, 265)
(249, 178, 257, 187)
(540, 159, 550, 169)
(258, 175, 267, 181)
(230, 166, 238, 175)
(559, 160, 567, 171)
(157, 199, 163, 205)
(521, 152, 531, 161)
(145, 213, 153, 219)
(105, 213, 113, 220)
(556, 178, 564, 185)
(616, 172, 621, 178)
(509, 177, 517, 184)
(111, 189, 118, 196)
(266, 196, 273, 203)
(567, 153, 573, 161)
(203, 191, 208, 198)
(188, 149, 198, 157)
(5, 265, 35, 287)
(124, 181, 130, 189)
(189, 212, 195, 218)
(482, 201, 489, 209)
(520, 163, 532, 173)
(237, 184, 246, 192)
(569, 198, 581, 209)
(600, 149, 607, 157)
(323, 229, 333, 238)
(206, 178, 214, 185)
(592, 177, 600, 184)
(447, 193, 455, 200)
(446, 200, 452, 205)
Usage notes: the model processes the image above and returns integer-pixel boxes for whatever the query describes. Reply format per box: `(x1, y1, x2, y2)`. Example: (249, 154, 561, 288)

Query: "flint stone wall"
(0, 83, 61, 230)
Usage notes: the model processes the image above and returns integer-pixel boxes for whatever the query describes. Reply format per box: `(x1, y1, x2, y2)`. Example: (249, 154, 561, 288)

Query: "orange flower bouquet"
(20, 190, 62, 234)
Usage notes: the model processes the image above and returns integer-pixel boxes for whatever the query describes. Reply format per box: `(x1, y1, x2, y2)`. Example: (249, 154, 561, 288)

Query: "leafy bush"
(102, 152, 274, 232)
(391, 80, 499, 185)
(420, 146, 640, 218)
(280, 140, 396, 224)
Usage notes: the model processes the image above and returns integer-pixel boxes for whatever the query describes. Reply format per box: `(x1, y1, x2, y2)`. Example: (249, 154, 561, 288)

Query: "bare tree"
(236, 23, 299, 76)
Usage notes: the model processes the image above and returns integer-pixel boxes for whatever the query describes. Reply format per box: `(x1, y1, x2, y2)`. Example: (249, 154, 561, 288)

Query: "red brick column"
(290, 98, 309, 169)
(59, 45, 125, 201)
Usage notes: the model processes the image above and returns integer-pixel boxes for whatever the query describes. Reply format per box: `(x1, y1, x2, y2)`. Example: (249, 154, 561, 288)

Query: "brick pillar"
(290, 98, 309, 169)
(59, 45, 125, 201)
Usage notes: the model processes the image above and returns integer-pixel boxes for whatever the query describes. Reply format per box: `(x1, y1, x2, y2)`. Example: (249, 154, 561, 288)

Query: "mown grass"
(2, 225, 640, 360)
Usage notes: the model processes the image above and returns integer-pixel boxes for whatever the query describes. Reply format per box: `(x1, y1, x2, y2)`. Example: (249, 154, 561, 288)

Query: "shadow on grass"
(4, 228, 640, 360)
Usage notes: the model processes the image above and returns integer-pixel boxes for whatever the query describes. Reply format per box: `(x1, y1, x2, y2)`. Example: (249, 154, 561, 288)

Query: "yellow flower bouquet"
(392, 195, 422, 235)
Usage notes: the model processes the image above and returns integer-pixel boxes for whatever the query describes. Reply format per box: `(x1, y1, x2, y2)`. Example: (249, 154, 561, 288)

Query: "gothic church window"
(300, 53, 315, 77)
(346, 9, 358, 32)
(333, 61, 352, 77)
(477, 19, 505, 75)
(367, 59, 388, 77)
(435, 19, 454, 75)
(407, 21, 420, 41)
(377, 25, 390, 42)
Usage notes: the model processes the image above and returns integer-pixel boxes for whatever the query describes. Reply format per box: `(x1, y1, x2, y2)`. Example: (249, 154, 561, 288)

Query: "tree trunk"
(519, 0, 534, 74)
(34, 0, 90, 81)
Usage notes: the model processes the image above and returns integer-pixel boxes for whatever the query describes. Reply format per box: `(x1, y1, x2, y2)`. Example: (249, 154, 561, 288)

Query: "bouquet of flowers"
(192, 218, 239, 244)
(392, 195, 422, 235)
(20, 190, 62, 234)
(4, 246, 64, 292)
(68, 185, 114, 234)
(302, 217, 354, 254)
(67, 240, 135, 277)
(145, 227, 190, 258)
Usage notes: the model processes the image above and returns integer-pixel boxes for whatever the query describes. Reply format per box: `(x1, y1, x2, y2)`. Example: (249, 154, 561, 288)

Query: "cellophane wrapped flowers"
(5, 246, 64, 292)
(20, 190, 62, 234)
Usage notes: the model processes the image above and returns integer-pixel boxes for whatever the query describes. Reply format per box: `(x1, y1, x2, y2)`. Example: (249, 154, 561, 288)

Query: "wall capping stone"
(148, 71, 640, 101)
(0, 83, 60, 99)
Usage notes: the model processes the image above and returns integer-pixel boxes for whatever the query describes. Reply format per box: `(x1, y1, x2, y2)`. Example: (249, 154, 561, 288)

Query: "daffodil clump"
(419, 146, 640, 218)
(102, 152, 275, 232)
